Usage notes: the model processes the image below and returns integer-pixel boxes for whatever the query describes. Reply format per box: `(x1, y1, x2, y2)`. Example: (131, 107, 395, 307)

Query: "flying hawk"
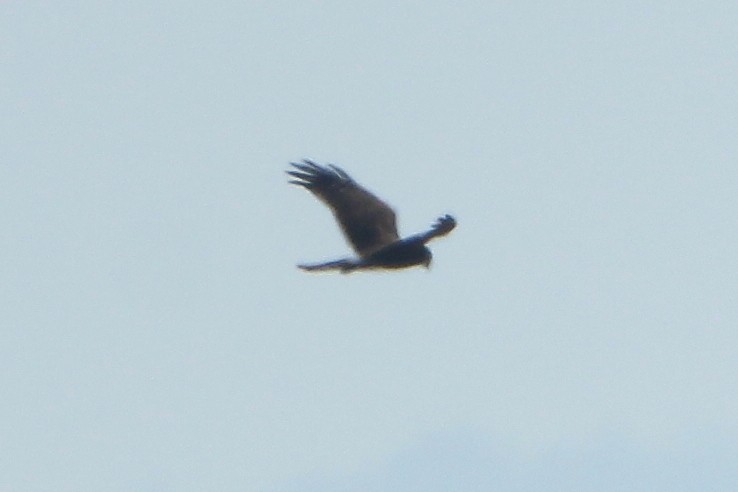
(287, 159, 456, 273)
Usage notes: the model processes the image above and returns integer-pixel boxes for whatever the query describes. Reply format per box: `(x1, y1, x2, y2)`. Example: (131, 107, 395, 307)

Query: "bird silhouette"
(287, 160, 456, 273)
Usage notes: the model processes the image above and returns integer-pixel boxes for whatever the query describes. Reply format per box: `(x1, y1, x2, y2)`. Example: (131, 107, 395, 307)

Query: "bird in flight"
(287, 159, 456, 273)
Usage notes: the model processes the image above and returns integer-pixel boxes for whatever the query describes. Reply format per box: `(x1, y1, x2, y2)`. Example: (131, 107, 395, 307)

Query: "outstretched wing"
(287, 160, 399, 256)
(410, 214, 457, 244)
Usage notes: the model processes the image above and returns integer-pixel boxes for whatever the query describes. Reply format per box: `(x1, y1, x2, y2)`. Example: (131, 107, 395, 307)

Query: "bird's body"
(298, 235, 432, 273)
(287, 160, 456, 273)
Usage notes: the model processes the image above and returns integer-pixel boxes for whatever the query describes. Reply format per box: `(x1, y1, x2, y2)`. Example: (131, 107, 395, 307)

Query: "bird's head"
(421, 247, 433, 269)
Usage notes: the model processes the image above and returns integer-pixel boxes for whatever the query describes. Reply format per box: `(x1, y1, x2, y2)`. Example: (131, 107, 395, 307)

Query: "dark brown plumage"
(288, 160, 456, 273)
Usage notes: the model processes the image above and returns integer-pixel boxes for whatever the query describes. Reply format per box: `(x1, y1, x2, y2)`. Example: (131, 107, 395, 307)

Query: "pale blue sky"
(2, 2, 737, 491)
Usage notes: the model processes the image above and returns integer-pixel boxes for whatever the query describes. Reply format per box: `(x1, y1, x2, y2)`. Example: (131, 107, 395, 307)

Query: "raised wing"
(287, 160, 399, 256)
(410, 214, 457, 244)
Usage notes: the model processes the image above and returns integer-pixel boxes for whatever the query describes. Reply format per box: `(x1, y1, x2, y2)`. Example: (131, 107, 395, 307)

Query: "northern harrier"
(287, 159, 456, 273)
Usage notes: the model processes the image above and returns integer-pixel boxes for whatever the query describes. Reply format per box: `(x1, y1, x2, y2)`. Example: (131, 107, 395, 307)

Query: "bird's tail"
(297, 258, 359, 273)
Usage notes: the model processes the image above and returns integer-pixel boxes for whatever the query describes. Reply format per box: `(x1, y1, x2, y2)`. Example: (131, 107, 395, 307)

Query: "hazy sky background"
(2, 2, 737, 491)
